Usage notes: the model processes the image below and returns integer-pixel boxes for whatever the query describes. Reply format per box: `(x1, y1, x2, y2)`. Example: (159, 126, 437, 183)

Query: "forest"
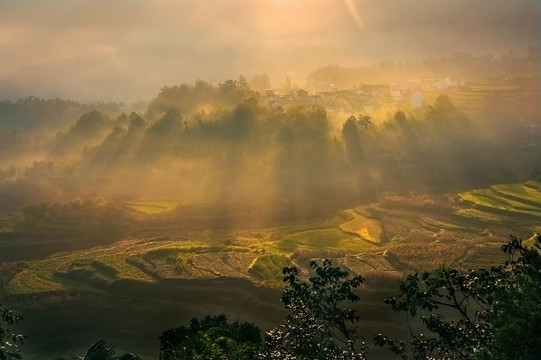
(0, 48, 540, 359)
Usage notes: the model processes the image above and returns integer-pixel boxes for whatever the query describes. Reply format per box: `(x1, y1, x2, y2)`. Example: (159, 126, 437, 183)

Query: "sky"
(0, 0, 539, 102)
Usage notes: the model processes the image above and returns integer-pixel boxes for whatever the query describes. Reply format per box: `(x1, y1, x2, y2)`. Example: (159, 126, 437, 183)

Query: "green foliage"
(145, 81, 217, 120)
(375, 233, 541, 360)
(261, 259, 366, 360)
(0, 303, 25, 360)
(342, 116, 364, 164)
(248, 254, 290, 283)
(147, 109, 183, 135)
(480, 234, 541, 360)
(159, 314, 262, 360)
(55, 339, 141, 360)
(71, 111, 108, 133)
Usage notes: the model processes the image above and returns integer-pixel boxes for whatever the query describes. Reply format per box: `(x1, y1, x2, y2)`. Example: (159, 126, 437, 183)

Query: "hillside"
(9, 180, 541, 296)
(5, 180, 540, 358)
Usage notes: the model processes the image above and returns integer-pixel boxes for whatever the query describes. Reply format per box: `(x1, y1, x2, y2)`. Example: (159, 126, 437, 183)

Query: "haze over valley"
(0, 1, 540, 359)
(1, 0, 539, 101)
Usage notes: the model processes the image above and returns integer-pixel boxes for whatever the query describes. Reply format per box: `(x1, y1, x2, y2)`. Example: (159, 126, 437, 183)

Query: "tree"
(342, 114, 372, 165)
(261, 259, 366, 360)
(479, 233, 541, 360)
(342, 116, 363, 164)
(217, 77, 251, 105)
(424, 95, 464, 125)
(147, 109, 182, 135)
(159, 314, 262, 360)
(356, 115, 373, 130)
(55, 339, 141, 360)
(0, 303, 25, 360)
(375, 233, 541, 360)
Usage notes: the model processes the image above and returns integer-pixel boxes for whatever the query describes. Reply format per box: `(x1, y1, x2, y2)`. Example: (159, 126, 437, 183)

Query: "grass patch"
(459, 189, 511, 209)
(491, 183, 541, 205)
(276, 229, 371, 252)
(123, 199, 179, 214)
(7, 268, 67, 295)
(339, 209, 382, 244)
(420, 217, 471, 233)
(455, 208, 504, 223)
(248, 254, 291, 284)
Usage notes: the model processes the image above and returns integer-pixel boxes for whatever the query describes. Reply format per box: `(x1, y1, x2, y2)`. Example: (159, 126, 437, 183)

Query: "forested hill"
(1, 76, 540, 222)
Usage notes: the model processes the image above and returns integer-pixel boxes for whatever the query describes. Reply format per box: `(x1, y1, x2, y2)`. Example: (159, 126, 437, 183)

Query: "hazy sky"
(0, 0, 539, 101)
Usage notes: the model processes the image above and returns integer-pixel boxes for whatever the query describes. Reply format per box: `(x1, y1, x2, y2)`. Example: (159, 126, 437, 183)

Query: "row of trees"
(1, 70, 539, 219)
(3, 91, 538, 220)
(2, 234, 540, 359)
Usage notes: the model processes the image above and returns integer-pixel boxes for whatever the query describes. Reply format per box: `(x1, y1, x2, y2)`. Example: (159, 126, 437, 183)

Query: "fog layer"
(0, 0, 539, 101)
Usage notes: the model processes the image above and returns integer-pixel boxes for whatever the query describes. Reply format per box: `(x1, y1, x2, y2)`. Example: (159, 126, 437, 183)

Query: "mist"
(0, 0, 539, 102)
(1, 2, 541, 358)
(1, 69, 540, 227)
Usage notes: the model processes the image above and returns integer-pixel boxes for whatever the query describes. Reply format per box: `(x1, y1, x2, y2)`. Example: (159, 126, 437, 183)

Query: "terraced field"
(122, 199, 180, 214)
(459, 182, 541, 217)
(5, 180, 541, 360)
(339, 209, 382, 244)
(7, 223, 377, 295)
(7, 180, 541, 299)
(446, 77, 541, 112)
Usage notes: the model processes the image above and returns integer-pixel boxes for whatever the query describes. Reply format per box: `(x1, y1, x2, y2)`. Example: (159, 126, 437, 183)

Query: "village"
(264, 77, 466, 115)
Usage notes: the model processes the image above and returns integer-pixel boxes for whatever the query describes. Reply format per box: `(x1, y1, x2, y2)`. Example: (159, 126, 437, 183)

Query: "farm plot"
(191, 251, 258, 279)
(9, 180, 541, 298)
(248, 254, 291, 284)
(447, 78, 541, 112)
(344, 252, 395, 274)
(273, 228, 374, 253)
(459, 243, 508, 270)
(384, 241, 468, 272)
(459, 182, 541, 218)
(339, 209, 382, 244)
(491, 182, 541, 205)
(122, 199, 180, 214)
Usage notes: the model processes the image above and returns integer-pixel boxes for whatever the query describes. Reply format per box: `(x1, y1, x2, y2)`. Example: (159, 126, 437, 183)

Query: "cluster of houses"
(265, 77, 465, 114)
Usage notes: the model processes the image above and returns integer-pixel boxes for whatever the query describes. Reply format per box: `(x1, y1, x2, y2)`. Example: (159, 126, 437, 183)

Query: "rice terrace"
(1, 3, 540, 357)
(9, 180, 541, 296)
(4, 179, 541, 358)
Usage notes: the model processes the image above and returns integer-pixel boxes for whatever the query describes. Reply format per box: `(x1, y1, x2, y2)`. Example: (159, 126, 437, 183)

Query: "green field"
(122, 199, 180, 214)
(4, 180, 541, 360)
(7, 180, 541, 299)
(458, 181, 541, 217)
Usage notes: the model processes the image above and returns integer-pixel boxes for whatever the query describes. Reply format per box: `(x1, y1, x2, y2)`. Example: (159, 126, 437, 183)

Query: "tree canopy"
(0, 303, 24, 360)
(159, 314, 262, 360)
(376, 233, 541, 360)
(261, 259, 366, 360)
